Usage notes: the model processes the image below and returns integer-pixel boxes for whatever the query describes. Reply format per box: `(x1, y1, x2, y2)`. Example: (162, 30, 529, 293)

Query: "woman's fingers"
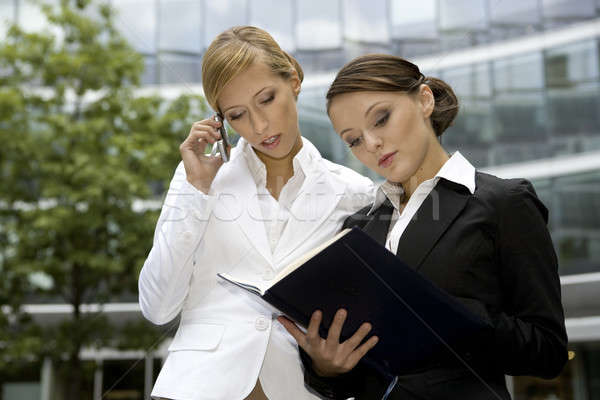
(180, 119, 228, 193)
(342, 322, 372, 351)
(277, 316, 307, 348)
(277, 309, 378, 377)
(306, 310, 323, 345)
(325, 309, 347, 349)
(189, 126, 219, 145)
(345, 335, 379, 369)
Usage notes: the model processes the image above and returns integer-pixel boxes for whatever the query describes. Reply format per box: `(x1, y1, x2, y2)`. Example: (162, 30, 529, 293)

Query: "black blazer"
(301, 172, 568, 400)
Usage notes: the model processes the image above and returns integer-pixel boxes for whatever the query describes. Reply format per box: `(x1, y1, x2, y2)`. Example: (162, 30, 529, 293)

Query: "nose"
(250, 110, 269, 136)
(363, 130, 382, 153)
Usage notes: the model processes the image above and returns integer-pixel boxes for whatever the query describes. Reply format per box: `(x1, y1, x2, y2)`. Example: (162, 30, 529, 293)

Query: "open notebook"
(218, 227, 491, 376)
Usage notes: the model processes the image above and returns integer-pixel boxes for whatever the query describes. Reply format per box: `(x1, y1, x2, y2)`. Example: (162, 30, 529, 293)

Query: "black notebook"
(218, 227, 491, 376)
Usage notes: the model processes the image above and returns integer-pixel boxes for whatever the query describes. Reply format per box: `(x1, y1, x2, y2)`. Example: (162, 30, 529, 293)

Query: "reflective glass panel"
(546, 40, 599, 87)
(390, 0, 436, 39)
(542, 0, 596, 18)
(439, 0, 488, 31)
(158, 53, 201, 84)
(490, 0, 541, 25)
(343, 0, 390, 43)
(296, 0, 342, 49)
(249, 0, 294, 51)
(159, 0, 202, 53)
(493, 53, 544, 92)
(204, 0, 247, 47)
(141, 55, 157, 84)
(113, 0, 157, 54)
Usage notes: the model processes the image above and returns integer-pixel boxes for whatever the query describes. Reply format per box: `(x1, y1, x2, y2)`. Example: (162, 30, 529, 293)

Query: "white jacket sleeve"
(138, 161, 216, 325)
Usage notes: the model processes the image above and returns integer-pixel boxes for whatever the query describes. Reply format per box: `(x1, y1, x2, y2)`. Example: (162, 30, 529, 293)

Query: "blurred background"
(0, 0, 599, 399)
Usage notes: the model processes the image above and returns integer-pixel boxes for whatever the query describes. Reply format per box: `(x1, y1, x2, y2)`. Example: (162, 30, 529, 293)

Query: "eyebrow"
(339, 101, 386, 137)
(221, 86, 272, 113)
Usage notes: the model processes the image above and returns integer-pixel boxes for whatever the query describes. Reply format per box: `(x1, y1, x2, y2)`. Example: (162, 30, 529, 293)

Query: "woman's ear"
(288, 70, 301, 99)
(419, 84, 434, 119)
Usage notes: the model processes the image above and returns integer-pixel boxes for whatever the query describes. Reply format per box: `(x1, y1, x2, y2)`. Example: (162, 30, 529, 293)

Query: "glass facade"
(2, 0, 600, 399)
(5, 0, 598, 82)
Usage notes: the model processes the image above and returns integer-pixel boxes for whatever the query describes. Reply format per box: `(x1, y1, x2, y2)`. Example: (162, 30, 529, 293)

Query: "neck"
(401, 137, 449, 201)
(255, 134, 303, 189)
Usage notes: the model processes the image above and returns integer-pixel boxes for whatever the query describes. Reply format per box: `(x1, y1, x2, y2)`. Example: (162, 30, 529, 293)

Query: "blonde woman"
(138, 26, 375, 400)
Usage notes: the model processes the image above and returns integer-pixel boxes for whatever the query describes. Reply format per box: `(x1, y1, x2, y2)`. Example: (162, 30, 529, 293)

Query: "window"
(158, 0, 202, 53)
(343, 0, 390, 43)
(551, 171, 600, 275)
(141, 55, 157, 85)
(439, 0, 488, 31)
(542, 0, 596, 19)
(204, 0, 247, 48)
(546, 40, 599, 87)
(493, 53, 544, 92)
(113, 0, 157, 54)
(390, 0, 436, 40)
(489, 0, 541, 25)
(249, 0, 294, 51)
(158, 53, 201, 84)
(295, 0, 342, 50)
(545, 40, 600, 137)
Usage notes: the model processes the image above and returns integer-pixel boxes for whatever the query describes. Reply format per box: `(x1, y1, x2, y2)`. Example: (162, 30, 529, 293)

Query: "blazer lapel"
(362, 198, 394, 247)
(212, 154, 273, 266)
(396, 179, 471, 270)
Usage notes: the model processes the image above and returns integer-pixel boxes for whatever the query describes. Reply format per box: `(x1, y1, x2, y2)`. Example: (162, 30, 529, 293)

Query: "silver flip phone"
(210, 114, 230, 162)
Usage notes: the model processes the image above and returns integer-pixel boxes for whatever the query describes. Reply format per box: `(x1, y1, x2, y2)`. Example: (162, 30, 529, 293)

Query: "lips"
(261, 134, 281, 149)
(378, 151, 397, 168)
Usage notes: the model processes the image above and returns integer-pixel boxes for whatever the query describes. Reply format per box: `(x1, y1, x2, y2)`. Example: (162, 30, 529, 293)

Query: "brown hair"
(326, 54, 458, 137)
(202, 26, 304, 113)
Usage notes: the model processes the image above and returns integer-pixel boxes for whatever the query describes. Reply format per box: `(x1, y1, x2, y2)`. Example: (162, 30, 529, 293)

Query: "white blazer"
(139, 137, 375, 400)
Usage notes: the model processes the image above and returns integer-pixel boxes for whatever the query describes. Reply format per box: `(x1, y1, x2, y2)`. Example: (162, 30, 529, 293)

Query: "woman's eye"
(261, 95, 274, 105)
(229, 112, 244, 121)
(374, 112, 389, 127)
(348, 137, 362, 148)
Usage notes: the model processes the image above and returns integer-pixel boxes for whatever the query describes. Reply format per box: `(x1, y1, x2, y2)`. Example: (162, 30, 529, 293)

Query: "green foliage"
(0, 0, 205, 386)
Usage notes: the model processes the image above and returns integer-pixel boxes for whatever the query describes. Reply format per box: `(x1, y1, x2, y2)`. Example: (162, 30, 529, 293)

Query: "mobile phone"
(210, 114, 230, 162)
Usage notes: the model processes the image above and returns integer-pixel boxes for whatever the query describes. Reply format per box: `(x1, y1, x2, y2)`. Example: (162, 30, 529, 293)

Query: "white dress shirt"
(367, 151, 476, 254)
(244, 141, 309, 254)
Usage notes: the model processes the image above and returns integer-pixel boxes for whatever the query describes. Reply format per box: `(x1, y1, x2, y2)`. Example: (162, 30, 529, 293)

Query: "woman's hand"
(278, 309, 379, 377)
(180, 117, 229, 194)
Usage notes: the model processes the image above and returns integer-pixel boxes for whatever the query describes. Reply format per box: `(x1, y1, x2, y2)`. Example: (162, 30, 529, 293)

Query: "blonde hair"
(202, 26, 304, 113)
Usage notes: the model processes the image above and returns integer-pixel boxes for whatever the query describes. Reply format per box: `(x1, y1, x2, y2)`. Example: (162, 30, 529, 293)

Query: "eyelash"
(348, 137, 362, 148)
(228, 95, 275, 121)
(347, 111, 390, 148)
(261, 95, 274, 104)
(375, 111, 389, 127)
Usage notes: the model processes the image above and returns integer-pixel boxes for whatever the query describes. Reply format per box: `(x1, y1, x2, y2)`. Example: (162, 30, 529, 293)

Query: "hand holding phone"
(180, 116, 230, 193)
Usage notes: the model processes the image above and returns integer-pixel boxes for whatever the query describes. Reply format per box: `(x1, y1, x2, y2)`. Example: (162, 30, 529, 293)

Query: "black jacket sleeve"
(485, 179, 568, 378)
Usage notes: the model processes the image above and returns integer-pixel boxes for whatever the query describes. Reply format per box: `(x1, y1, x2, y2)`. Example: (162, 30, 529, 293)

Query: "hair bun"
(424, 77, 459, 136)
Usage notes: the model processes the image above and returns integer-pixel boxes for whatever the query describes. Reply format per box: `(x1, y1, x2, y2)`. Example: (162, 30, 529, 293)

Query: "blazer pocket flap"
(168, 322, 226, 352)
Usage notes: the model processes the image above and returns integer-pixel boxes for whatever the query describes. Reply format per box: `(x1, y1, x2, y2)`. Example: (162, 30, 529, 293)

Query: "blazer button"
(192, 209, 204, 221)
(262, 270, 275, 281)
(255, 316, 269, 331)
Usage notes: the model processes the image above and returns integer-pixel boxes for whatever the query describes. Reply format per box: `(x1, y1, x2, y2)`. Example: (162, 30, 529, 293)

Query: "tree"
(0, 1, 206, 398)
